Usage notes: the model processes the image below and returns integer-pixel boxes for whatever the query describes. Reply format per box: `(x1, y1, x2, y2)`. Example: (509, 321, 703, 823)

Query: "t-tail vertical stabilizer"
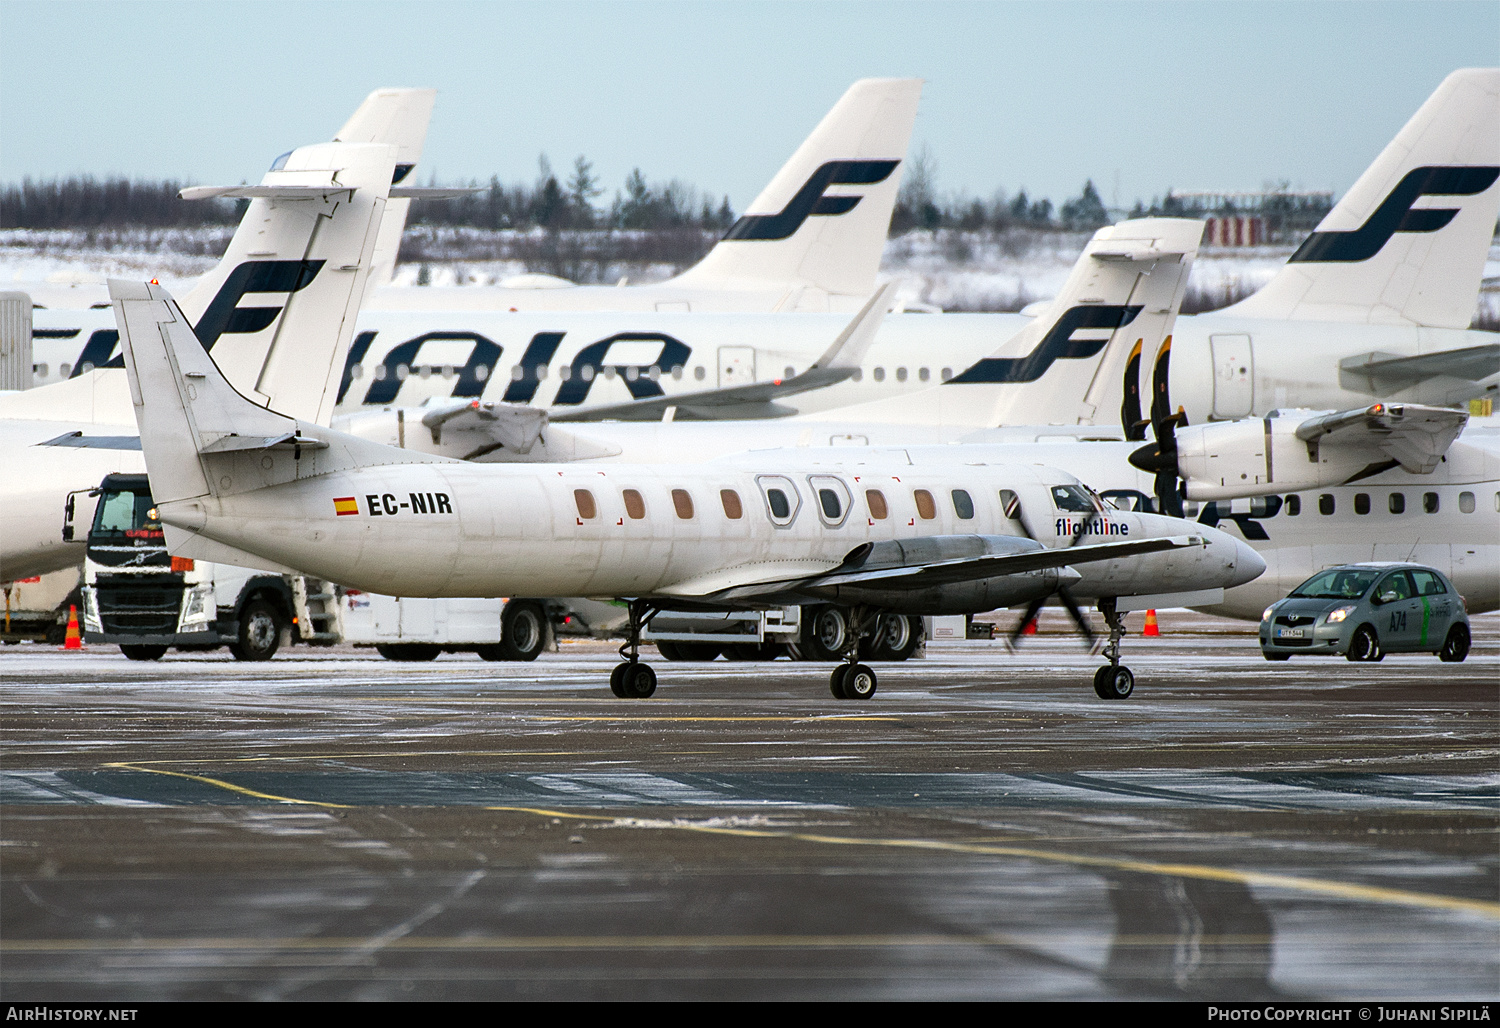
(671, 78, 922, 307)
(1224, 68, 1500, 328)
(807, 218, 1202, 431)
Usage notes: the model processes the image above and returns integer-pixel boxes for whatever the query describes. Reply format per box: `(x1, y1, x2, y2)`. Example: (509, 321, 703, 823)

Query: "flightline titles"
(1208, 1009, 1491, 1022)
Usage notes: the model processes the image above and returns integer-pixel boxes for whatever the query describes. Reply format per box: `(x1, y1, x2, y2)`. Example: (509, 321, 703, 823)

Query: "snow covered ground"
(3, 226, 1497, 324)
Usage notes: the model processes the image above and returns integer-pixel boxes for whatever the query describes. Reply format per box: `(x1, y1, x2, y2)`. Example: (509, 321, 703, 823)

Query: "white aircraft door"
(1209, 334, 1254, 419)
(718, 346, 756, 388)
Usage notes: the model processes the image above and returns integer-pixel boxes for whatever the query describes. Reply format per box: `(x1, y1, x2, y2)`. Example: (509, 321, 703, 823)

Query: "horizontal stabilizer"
(179, 184, 355, 201)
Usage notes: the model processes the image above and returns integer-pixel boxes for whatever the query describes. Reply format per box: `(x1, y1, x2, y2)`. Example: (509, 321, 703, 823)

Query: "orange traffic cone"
(60, 605, 84, 650)
(1143, 609, 1160, 637)
(1022, 614, 1038, 635)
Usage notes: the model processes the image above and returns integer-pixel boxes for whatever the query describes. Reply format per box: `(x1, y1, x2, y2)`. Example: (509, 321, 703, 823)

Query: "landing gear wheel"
(1093, 665, 1134, 699)
(829, 664, 851, 699)
(1347, 624, 1383, 662)
(842, 663, 878, 700)
(120, 644, 167, 661)
(801, 605, 851, 662)
(498, 600, 547, 661)
(229, 598, 288, 661)
(1439, 623, 1470, 663)
(862, 614, 922, 662)
(613, 661, 655, 698)
(375, 643, 441, 662)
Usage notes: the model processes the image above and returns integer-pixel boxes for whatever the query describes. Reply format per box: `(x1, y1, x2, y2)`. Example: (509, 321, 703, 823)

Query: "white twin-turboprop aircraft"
(108, 278, 1263, 701)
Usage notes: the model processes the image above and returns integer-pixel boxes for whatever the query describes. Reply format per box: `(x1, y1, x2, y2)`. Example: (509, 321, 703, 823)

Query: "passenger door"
(1209, 334, 1254, 419)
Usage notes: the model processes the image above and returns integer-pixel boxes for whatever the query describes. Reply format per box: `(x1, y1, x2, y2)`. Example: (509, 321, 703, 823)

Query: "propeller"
(1128, 409, 1187, 517)
(1006, 493, 1100, 651)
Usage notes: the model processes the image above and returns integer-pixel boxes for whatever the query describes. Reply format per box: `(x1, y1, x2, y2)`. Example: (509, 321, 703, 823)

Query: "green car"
(1259, 563, 1471, 663)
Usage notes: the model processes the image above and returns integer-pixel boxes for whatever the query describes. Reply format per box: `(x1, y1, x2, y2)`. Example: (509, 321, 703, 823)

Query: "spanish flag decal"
(333, 496, 359, 517)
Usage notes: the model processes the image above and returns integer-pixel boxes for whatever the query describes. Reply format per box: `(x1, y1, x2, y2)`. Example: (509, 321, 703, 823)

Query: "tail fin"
(671, 78, 922, 307)
(175, 89, 438, 424)
(1225, 68, 1500, 328)
(815, 218, 1202, 431)
(332, 88, 439, 289)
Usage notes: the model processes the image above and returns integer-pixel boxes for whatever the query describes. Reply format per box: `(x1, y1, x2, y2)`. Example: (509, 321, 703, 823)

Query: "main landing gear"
(611, 600, 658, 699)
(828, 605, 879, 700)
(1091, 598, 1134, 700)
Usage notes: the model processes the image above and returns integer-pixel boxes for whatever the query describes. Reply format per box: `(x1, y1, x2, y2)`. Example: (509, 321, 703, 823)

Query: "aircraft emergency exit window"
(574, 489, 597, 520)
(873, 367, 886, 382)
(866, 490, 888, 520)
(1285, 495, 1301, 516)
(1389, 493, 1405, 514)
(818, 489, 843, 520)
(896, 367, 908, 382)
(767, 489, 790, 519)
(914, 490, 937, 520)
(1460, 491, 1475, 513)
(1423, 492, 1439, 513)
(919, 367, 930, 382)
(720, 490, 743, 519)
(672, 489, 695, 520)
(622, 489, 646, 520)
(1354, 493, 1370, 515)
(951, 490, 975, 520)
(1318, 494, 1335, 515)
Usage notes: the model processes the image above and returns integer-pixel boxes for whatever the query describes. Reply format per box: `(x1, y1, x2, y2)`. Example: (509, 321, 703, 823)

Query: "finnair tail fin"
(814, 218, 1202, 431)
(332, 88, 439, 289)
(1226, 68, 1500, 328)
(671, 78, 922, 306)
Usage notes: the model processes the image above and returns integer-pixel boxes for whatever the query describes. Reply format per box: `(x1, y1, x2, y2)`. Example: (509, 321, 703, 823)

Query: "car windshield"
(1288, 568, 1380, 600)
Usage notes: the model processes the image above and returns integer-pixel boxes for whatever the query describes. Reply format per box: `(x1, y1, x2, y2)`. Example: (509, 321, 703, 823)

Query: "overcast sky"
(2, 1, 1495, 211)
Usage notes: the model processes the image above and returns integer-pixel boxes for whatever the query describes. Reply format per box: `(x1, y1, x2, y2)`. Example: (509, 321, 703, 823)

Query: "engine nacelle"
(1178, 414, 1394, 500)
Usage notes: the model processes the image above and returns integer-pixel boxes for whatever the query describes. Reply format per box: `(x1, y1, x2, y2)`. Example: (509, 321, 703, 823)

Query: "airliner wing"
(1339, 344, 1500, 389)
(1295, 401, 1469, 473)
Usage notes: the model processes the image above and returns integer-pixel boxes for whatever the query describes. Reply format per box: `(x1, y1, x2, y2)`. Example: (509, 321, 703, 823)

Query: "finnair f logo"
(1289, 165, 1500, 263)
(946, 305, 1143, 384)
(722, 159, 900, 241)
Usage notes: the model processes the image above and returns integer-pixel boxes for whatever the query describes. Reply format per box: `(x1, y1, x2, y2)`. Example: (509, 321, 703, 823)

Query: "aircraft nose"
(1230, 540, 1267, 587)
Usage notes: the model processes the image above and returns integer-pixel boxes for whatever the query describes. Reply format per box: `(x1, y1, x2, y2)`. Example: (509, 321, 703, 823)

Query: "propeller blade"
(1058, 587, 1097, 650)
(1007, 597, 1046, 650)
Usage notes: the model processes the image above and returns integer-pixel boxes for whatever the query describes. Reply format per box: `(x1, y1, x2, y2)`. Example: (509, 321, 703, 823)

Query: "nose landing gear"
(829, 605, 879, 700)
(1092, 598, 1134, 699)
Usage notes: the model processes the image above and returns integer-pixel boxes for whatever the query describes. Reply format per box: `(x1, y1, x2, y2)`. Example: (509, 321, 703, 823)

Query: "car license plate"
(1275, 628, 1306, 639)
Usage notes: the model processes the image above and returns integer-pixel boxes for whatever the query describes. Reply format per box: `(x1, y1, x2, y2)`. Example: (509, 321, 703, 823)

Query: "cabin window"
(395, 363, 410, 381)
(873, 367, 886, 382)
(784, 366, 795, 379)
(671, 365, 684, 380)
(951, 490, 975, 520)
(1460, 491, 1475, 513)
(694, 366, 706, 381)
(1285, 495, 1300, 516)
(1318, 494, 1335, 515)
(59, 363, 71, 378)
(418, 365, 432, 380)
(896, 367, 908, 382)
(511, 365, 524, 381)
(373, 365, 388, 380)
(918, 367, 930, 382)
(866, 490, 888, 520)
(473, 365, 487, 381)
(1249, 495, 1282, 518)
(672, 489, 695, 520)
(1388, 493, 1405, 514)
(33, 363, 47, 378)
(1354, 493, 1370, 515)
(999, 490, 1022, 520)
(559, 365, 573, 381)
(914, 489, 937, 520)
(720, 489, 743, 519)
(941, 367, 953, 381)
(1423, 492, 1439, 513)
(851, 368, 863, 382)
(574, 489, 597, 520)
(622, 489, 646, 520)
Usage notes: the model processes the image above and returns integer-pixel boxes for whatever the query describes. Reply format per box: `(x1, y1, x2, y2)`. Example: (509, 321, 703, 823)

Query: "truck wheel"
(375, 644, 441, 662)
(800, 605, 851, 662)
(498, 600, 547, 661)
(120, 644, 167, 661)
(229, 598, 287, 661)
(726, 642, 784, 661)
(672, 642, 721, 661)
(655, 640, 684, 661)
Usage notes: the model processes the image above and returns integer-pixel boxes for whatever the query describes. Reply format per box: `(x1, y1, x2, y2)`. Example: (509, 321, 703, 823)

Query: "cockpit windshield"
(1051, 484, 1098, 513)
(1288, 568, 1380, 600)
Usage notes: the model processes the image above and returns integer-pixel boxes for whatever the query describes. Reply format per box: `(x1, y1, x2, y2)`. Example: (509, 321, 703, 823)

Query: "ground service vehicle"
(1258, 563, 1471, 662)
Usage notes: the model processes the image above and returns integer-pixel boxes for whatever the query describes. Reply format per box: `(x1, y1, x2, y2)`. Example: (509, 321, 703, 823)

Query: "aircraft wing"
(663, 533, 1200, 603)
(1295, 401, 1469, 474)
(1339, 344, 1500, 389)
(550, 282, 898, 423)
(418, 400, 549, 458)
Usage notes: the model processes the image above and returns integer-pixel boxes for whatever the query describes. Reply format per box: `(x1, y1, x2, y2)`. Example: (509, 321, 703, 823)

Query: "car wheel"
(1346, 624, 1382, 663)
(229, 598, 287, 661)
(120, 644, 167, 661)
(1262, 651, 1291, 661)
(498, 600, 547, 661)
(1439, 623, 1470, 663)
